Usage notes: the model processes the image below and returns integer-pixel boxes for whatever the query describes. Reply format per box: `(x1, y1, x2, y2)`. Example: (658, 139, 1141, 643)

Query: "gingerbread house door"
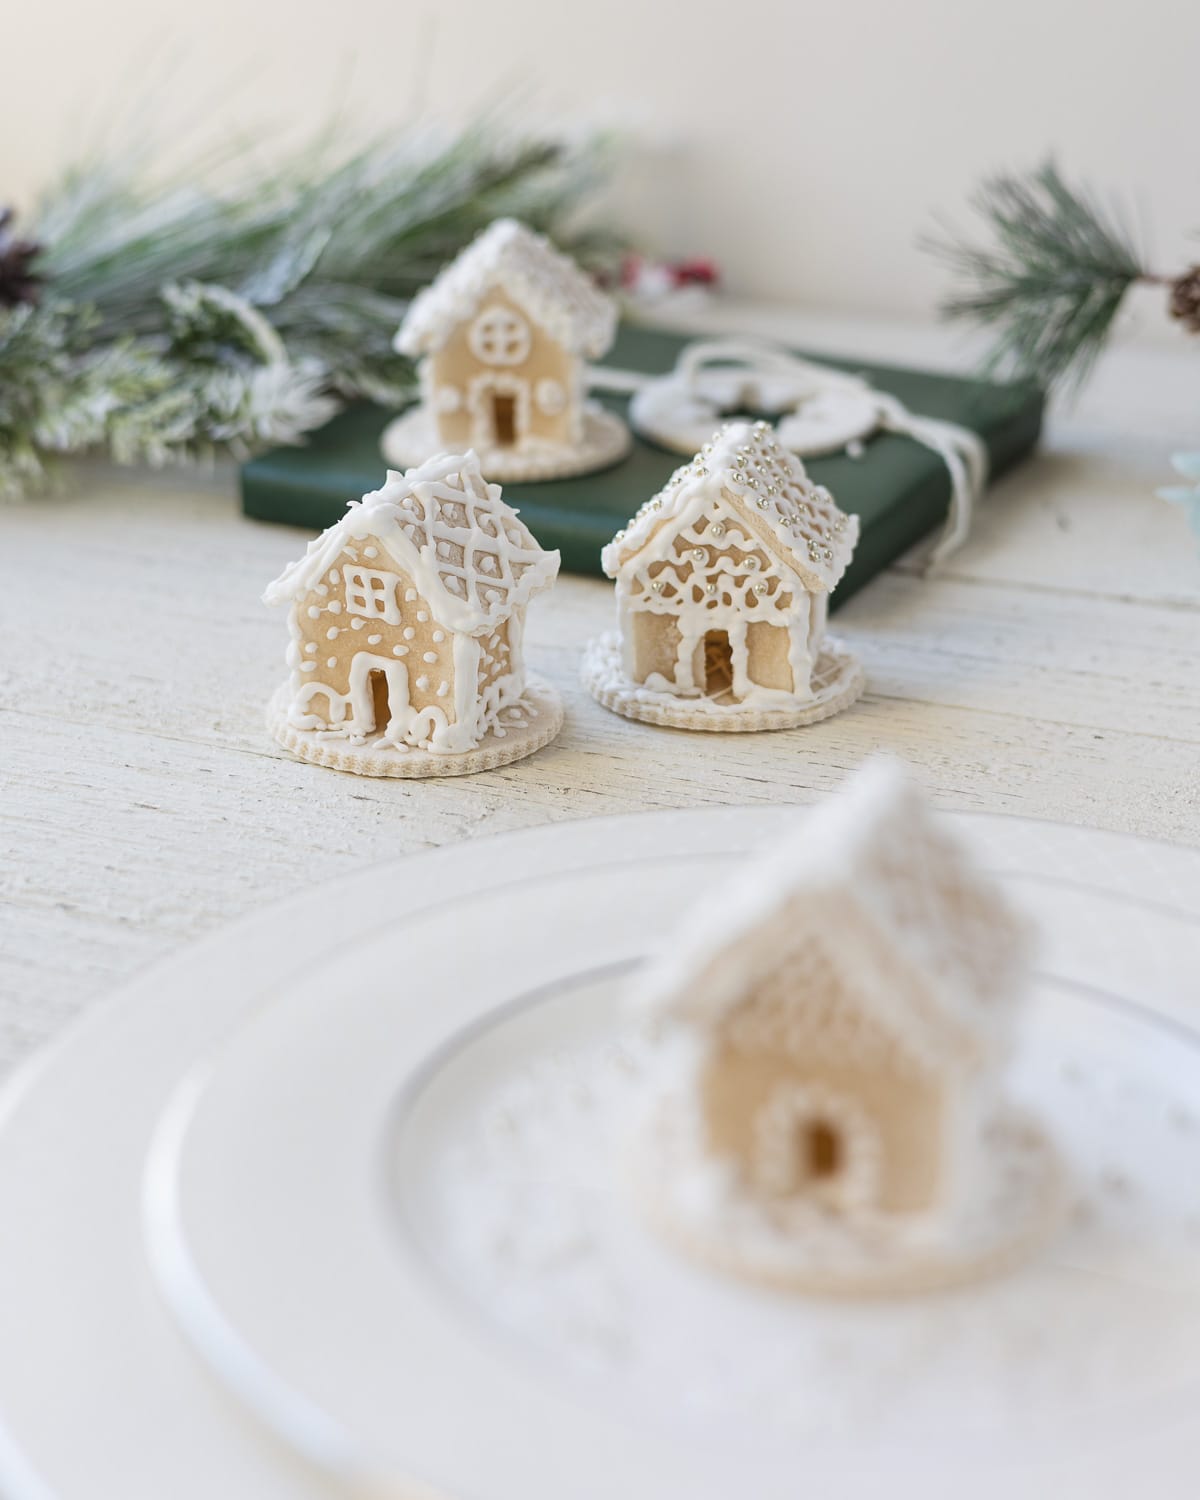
(473, 376, 525, 450)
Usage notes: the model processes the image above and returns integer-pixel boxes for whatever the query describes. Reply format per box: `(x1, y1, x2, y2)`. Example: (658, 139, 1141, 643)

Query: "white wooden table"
(2, 309, 1198, 1078)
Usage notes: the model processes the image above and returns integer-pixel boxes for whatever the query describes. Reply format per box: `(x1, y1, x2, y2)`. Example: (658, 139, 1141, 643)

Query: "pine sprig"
(927, 161, 1151, 392)
(0, 118, 624, 500)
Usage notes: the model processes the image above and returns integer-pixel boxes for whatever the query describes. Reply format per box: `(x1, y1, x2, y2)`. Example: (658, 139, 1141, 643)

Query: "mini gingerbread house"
(383, 219, 629, 481)
(630, 760, 1059, 1293)
(263, 452, 562, 776)
(584, 420, 863, 731)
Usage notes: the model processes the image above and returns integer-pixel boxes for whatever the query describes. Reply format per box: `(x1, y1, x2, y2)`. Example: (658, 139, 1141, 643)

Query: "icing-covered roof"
(601, 421, 858, 594)
(263, 451, 559, 635)
(634, 759, 1032, 1069)
(394, 218, 617, 360)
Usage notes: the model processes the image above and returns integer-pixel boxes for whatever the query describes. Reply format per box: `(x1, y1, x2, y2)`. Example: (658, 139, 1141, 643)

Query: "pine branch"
(926, 161, 1150, 392)
(0, 117, 625, 500)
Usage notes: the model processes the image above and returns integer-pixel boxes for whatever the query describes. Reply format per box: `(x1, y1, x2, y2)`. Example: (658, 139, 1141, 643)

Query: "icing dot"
(316, 585, 329, 597)
(392, 645, 408, 657)
(326, 657, 337, 669)
(327, 569, 340, 584)
(417, 611, 429, 623)
(300, 662, 317, 672)
(416, 676, 429, 690)
(432, 630, 445, 643)
(351, 617, 365, 630)
(364, 546, 378, 559)
(436, 681, 450, 697)
(367, 634, 382, 645)
(328, 601, 342, 614)
(405, 589, 418, 602)
(326, 627, 339, 640)
(404, 628, 416, 640)
(423, 652, 438, 664)
(304, 643, 317, 654)
(306, 606, 321, 619)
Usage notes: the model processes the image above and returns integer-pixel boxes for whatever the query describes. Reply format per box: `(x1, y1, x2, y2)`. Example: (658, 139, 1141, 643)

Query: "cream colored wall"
(4, 0, 1196, 327)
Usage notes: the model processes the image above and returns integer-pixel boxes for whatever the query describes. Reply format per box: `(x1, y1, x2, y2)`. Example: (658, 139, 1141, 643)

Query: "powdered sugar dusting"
(395, 971, 1200, 1448)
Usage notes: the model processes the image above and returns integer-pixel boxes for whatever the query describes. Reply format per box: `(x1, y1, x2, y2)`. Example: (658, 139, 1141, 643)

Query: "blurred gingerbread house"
(384, 219, 629, 481)
(629, 759, 1061, 1293)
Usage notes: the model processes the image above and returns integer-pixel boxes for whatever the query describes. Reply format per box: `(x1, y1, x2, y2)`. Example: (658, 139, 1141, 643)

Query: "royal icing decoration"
(583, 420, 864, 731)
(263, 451, 563, 775)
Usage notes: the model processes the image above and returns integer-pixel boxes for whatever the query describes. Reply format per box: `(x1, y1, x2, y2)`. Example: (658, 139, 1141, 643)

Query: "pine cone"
(1168, 265, 1200, 334)
(0, 208, 44, 308)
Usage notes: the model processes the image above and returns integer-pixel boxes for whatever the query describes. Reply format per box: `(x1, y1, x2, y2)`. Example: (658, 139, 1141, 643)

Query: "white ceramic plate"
(144, 848, 1200, 1500)
(1, 809, 1198, 1500)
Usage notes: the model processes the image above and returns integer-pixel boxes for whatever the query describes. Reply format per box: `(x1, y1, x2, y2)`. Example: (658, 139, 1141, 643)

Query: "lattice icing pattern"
(265, 451, 558, 637)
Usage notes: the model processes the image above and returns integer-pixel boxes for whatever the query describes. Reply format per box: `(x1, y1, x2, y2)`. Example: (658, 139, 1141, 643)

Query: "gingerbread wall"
(425, 289, 579, 450)
(288, 533, 463, 738)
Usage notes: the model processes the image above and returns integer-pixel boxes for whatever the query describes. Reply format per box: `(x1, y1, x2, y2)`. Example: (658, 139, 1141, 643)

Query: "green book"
(240, 322, 1042, 608)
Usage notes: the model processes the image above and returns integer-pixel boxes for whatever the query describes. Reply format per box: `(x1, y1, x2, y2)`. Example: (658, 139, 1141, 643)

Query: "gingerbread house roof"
(633, 759, 1032, 1069)
(263, 451, 559, 636)
(601, 421, 859, 595)
(394, 218, 616, 360)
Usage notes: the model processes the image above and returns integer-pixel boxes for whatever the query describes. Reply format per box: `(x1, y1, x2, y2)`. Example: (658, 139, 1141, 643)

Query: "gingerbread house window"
(344, 567, 401, 624)
(469, 307, 531, 366)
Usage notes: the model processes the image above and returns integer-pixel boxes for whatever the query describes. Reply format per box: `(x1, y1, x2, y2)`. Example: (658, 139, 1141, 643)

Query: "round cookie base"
(381, 404, 631, 482)
(581, 631, 864, 732)
(631, 1104, 1063, 1298)
(266, 676, 563, 779)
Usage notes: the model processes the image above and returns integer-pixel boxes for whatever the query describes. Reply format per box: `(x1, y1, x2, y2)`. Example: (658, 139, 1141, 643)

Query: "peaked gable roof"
(601, 421, 858, 595)
(634, 759, 1032, 1068)
(263, 451, 559, 635)
(394, 218, 616, 360)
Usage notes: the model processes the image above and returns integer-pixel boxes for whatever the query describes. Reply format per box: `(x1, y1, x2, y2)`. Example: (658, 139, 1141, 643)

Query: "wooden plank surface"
(2, 311, 1198, 1076)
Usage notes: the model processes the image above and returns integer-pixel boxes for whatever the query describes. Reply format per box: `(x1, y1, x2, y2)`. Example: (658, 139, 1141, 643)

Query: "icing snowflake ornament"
(632, 337, 883, 458)
(262, 451, 563, 777)
(383, 219, 630, 483)
(627, 758, 1063, 1295)
(583, 420, 865, 731)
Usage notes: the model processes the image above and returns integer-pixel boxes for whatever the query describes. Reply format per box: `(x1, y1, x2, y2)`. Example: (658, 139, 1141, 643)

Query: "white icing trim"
(468, 305, 531, 365)
(343, 567, 402, 625)
(394, 218, 616, 360)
